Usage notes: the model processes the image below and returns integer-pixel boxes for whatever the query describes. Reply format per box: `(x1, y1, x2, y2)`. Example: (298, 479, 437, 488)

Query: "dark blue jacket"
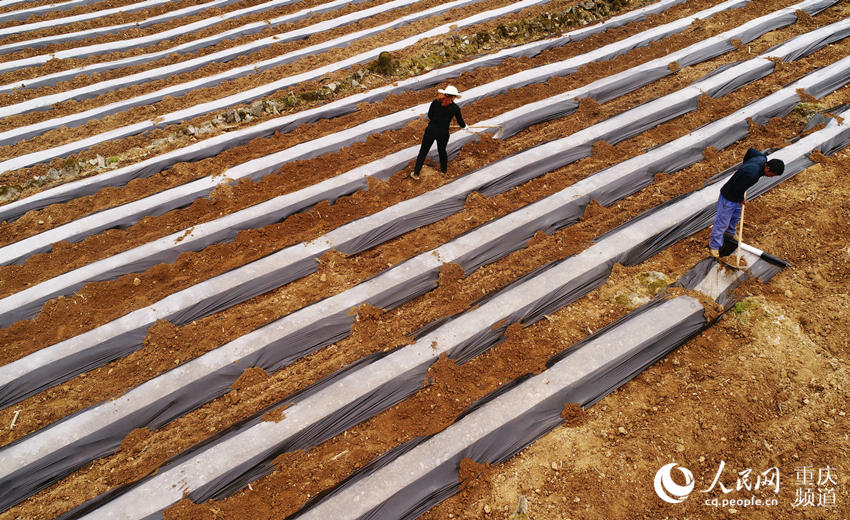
(720, 148, 766, 203)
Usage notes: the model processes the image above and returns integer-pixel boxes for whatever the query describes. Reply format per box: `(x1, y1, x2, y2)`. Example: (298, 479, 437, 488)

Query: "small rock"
(37, 220, 44, 224)
(483, 504, 491, 513)
(250, 101, 264, 118)
(551, 461, 558, 470)
(0, 186, 20, 201)
(225, 109, 241, 123)
(60, 162, 81, 176)
(133, 277, 141, 286)
(618, 426, 627, 435)
(729, 508, 738, 514)
(784, 289, 793, 298)
(320, 273, 327, 282)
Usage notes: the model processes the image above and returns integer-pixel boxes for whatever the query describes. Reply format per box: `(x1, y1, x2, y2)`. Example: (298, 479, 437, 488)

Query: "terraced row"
(0, 0, 848, 518)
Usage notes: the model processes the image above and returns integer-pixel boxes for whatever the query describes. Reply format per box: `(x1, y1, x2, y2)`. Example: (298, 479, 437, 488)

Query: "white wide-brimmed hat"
(437, 85, 462, 99)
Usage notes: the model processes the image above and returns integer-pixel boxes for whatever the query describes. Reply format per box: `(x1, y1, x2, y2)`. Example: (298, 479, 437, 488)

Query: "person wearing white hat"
(410, 85, 466, 179)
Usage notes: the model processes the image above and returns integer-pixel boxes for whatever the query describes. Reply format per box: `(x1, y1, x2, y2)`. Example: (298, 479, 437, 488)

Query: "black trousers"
(413, 126, 449, 175)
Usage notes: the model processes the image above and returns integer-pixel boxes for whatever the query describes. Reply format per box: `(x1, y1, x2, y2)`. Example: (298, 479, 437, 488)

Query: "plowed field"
(0, 0, 848, 518)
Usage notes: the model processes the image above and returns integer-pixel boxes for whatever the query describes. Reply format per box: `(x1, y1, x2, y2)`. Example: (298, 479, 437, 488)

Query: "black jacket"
(425, 99, 465, 134)
(720, 148, 767, 203)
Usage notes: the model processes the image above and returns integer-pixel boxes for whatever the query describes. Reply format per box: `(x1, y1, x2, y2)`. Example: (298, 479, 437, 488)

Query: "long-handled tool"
(451, 124, 504, 138)
(716, 190, 789, 270)
(735, 191, 746, 268)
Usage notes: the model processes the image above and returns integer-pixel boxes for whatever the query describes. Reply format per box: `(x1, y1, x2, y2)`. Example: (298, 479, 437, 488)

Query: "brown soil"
(0, 0, 235, 38)
(0, 0, 717, 228)
(1, 0, 840, 284)
(0, 0, 330, 64)
(4, 77, 848, 520)
(0, 0, 737, 176)
(1, 0, 849, 519)
(0, 0, 516, 123)
(5, 0, 839, 246)
(418, 149, 850, 520)
(2, 14, 847, 368)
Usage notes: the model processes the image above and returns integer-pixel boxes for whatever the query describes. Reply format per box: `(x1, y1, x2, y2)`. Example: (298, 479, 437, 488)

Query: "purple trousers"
(709, 194, 742, 250)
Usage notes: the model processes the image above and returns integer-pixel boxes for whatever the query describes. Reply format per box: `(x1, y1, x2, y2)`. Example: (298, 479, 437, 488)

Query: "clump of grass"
(732, 297, 760, 323)
(790, 102, 826, 124)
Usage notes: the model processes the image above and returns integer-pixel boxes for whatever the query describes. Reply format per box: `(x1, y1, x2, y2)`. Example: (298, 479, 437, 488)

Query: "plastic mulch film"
(0, 0, 332, 75)
(41, 116, 849, 520)
(289, 250, 790, 520)
(0, 26, 846, 515)
(673, 254, 784, 309)
(118, 298, 707, 520)
(0, 0, 174, 40)
(291, 297, 705, 520)
(6, 0, 801, 415)
(1, 22, 848, 429)
(0, 0, 469, 122)
(0, 0, 568, 154)
(0, 39, 847, 484)
(80, 260, 784, 517)
(1, 0, 839, 271)
(0, 0, 683, 226)
(0, 0, 691, 214)
(0, 0, 105, 24)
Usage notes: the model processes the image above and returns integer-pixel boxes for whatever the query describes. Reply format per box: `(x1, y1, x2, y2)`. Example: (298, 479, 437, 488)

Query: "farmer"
(410, 85, 466, 179)
(709, 148, 784, 258)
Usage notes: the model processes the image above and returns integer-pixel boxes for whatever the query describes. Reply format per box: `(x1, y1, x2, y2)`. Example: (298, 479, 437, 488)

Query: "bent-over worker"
(411, 85, 466, 179)
(709, 148, 784, 258)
